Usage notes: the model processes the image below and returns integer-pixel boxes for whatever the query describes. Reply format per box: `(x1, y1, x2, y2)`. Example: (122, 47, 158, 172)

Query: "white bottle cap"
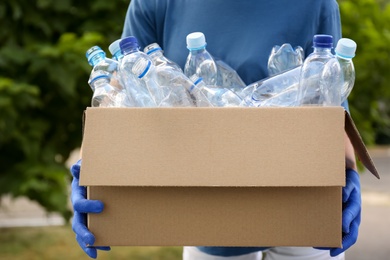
(108, 39, 121, 56)
(186, 32, 206, 50)
(335, 38, 357, 59)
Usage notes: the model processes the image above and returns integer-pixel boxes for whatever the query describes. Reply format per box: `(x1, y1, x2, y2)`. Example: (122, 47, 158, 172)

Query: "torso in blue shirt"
(121, 0, 345, 256)
(122, 0, 341, 85)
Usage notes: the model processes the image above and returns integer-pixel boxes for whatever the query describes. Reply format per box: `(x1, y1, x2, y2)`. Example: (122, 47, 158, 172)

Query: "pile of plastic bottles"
(85, 33, 357, 108)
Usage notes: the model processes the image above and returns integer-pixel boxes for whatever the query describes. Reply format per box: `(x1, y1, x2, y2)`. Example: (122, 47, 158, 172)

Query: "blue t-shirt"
(121, 0, 346, 256)
(122, 0, 341, 84)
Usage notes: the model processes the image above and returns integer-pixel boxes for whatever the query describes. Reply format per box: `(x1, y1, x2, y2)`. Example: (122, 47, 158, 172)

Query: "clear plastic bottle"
(184, 32, 218, 86)
(86, 46, 120, 78)
(86, 46, 131, 106)
(88, 71, 131, 107)
(297, 34, 342, 106)
(107, 39, 126, 90)
(335, 38, 357, 103)
(239, 65, 301, 107)
(258, 83, 299, 107)
(132, 56, 194, 107)
(214, 57, 246, 93)
(187, 75, 214, 107)
(189, 75, 242, 107)
(144, 43, 183, 72)
(155, 68, 196, 107)
(267, 43, 304, 76)
(143, 42, 191, 93)
(119, 36, 156, 107)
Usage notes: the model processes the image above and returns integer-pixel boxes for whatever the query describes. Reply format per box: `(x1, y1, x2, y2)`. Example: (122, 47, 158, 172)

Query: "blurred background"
(0, 0, 389, 259)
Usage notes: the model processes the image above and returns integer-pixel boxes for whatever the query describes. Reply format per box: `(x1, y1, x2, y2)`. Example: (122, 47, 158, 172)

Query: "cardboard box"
(79, 107, 379, 247)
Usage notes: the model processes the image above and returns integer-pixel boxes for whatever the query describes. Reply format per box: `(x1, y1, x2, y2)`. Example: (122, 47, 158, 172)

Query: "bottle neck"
(194, 77, 208, 89)
(122, 47, 140, 56)
(336, 55, 353, 70)
(112, 51, 124, 61)
(188, 47, 207, 55)
(89, 53, 105, 67)
(138, 60, 154, 81)
(312, 47, 333, 54)
(91, 77, 109, 91)
(148, 50, 164, 61)
(336, 54, 353, 62)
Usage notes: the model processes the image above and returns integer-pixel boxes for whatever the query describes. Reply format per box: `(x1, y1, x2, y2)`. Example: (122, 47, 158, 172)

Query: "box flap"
(80, 107, 345, 187)
(344, 111, 380, 179)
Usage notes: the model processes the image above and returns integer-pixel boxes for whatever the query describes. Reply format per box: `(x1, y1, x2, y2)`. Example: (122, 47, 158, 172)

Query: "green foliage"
(339, 0, 390, 145)
(0, 0, 129, 221)
(0, 226, 183, 259)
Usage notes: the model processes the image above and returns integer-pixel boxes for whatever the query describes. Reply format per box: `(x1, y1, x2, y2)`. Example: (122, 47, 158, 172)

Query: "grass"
(0, 225, 183, 260)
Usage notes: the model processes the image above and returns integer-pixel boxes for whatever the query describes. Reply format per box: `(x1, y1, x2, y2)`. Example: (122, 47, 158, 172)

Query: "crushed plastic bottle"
(239, 65, 301, 107)
(86, 45, 131, 107)
(119, 36, 157, 107)
(267, 43, 304, 76)
(144, 43, 183, 72)
(189, 75, 242, 107)
(88, 71, 133, 107)
(132, 56, 194, 107)
(214, 57, 246, 92)
(143, 43, 193, 94)
(86, 46, 119, 75)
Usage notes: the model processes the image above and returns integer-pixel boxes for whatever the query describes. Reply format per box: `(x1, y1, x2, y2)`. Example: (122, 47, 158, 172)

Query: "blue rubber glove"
(70, 159, 111, 259)
(315, 168, 361, 256)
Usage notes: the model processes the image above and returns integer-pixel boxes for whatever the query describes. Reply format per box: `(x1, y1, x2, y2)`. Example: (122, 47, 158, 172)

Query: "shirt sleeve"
(318, 0, 342, 48)
(121, 0, 159, 49)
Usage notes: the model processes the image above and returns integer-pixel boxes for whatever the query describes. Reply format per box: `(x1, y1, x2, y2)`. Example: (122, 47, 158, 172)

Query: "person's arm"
(313, 2, 362, 255)
(121, 0, 161, 49)
(332, 109, 361, 257)
(318, 0, 342, 47)
(311, 102, 361, 257)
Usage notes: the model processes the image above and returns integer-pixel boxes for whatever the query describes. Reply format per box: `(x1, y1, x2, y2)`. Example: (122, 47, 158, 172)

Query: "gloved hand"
(315, 168, 361, 256)
(70, 159, 111, 259)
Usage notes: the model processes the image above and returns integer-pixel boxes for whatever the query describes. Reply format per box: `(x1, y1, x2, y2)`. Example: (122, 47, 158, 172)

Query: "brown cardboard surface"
(344, 111, 380, 179)
(79, 107, 368, 247)
(89, 186, 341, 247)
(80, 107, 345, 187)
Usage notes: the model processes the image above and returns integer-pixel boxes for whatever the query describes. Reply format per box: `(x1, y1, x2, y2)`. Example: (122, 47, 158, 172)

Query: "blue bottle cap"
(313, 34, 333, 48)
(119, 36, 139, 53)
(86, 46, 104, 61)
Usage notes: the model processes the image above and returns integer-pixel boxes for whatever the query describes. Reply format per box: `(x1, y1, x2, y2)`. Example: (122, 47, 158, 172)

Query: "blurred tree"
(0, 0, 129, 221)
(339, 0, 390, 145)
